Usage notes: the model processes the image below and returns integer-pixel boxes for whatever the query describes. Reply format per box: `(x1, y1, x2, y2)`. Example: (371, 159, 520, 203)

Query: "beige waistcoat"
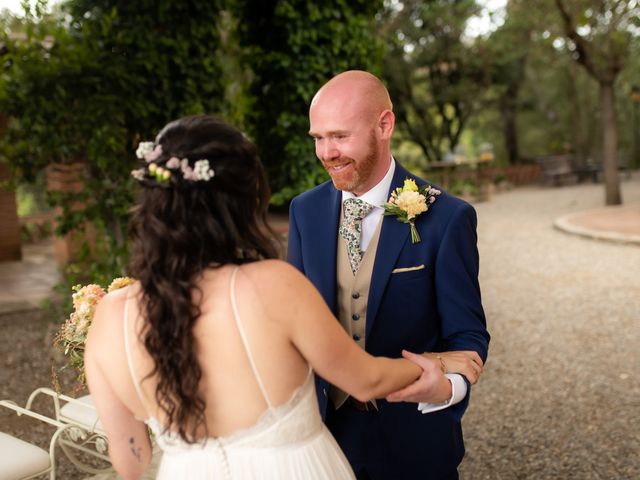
(329, 213, 383, 409)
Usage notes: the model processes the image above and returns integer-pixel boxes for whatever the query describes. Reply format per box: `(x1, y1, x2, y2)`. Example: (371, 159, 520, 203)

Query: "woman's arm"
(85, 296, 152, 480)
(253, 261, 440, 402)
(424, 350, 484, 384)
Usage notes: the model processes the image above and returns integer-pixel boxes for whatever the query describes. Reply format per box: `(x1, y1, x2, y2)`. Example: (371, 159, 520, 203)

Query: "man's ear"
(378, 109, 395, 140)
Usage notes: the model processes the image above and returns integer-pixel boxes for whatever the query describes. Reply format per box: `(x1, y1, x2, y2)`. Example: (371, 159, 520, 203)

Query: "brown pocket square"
(391, 264, 425, 274)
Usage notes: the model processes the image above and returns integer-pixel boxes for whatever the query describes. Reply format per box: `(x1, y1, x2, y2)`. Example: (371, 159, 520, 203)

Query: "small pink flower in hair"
(144, 144, 163, 163)
(181, 159, 197, 181)
(131, 168, 145, 181)
(166, 157, 181, 170)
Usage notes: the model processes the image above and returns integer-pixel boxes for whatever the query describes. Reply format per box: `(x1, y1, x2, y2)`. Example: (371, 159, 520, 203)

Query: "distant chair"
(582, 151, 632, 181)
(616, 151, 632, 179)
(536, 155, 577, 186)
(571, 157, 602, 183)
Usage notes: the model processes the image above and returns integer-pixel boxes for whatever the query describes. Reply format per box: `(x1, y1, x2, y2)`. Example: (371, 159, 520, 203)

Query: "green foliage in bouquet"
(54, 277, 134, 384)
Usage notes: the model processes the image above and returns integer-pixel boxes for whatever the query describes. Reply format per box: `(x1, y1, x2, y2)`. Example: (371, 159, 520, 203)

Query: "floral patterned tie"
(339, 198, 374, 274)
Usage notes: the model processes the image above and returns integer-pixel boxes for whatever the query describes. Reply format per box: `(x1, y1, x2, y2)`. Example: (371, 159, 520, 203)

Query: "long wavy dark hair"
(128, 115, 279, 442)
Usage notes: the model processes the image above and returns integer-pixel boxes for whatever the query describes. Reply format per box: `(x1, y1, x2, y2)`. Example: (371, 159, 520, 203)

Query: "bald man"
(287, 71, 490, 479)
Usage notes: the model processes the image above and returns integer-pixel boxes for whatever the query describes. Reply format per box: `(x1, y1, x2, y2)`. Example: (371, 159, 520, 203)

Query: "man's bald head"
(308, 70, 395, 195)
(311, 70, 392, 120)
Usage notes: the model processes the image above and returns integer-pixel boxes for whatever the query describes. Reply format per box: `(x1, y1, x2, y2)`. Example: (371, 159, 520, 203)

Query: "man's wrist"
(435, 376, 453, 404)
(417, 374, 466, 414)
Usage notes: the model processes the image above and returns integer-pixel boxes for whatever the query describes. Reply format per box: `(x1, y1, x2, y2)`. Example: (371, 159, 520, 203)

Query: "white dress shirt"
(342, 158, 467, 413)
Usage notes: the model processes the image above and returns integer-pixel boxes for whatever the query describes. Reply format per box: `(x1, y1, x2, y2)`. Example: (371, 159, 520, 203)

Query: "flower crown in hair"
(131, 141, 215, 184)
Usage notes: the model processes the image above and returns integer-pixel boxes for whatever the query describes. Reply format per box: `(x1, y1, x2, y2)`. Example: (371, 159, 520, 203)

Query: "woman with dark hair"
(84, 115, 427, 479)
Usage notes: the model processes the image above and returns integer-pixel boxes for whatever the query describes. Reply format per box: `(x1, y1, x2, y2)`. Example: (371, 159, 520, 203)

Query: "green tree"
(381, 0, 487, 164)
(478, 0, 536, 164)
(232, 0, 384, 206)
(0, 0, 227, 282)
(552, 0, 638, 205)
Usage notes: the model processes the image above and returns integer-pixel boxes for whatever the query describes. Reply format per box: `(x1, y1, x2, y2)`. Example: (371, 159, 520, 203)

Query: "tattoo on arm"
(129, 436, 142, 462)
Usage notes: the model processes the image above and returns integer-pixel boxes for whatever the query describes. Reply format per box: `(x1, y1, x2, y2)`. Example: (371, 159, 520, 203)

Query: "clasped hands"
(386, 350, 484, 404)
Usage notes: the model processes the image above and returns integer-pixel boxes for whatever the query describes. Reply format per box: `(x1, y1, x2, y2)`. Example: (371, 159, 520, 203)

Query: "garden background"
(0, 1, 638, 478)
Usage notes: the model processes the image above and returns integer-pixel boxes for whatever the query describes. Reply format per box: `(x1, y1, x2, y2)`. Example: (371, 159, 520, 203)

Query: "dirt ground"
(1, 309, 91, 480)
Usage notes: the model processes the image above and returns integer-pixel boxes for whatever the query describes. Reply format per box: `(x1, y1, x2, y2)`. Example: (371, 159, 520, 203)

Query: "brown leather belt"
(346, 397, 377, 412)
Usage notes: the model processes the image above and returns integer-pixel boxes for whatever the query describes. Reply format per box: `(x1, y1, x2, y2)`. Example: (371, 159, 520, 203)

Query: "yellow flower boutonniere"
(382, 178, 441, 244)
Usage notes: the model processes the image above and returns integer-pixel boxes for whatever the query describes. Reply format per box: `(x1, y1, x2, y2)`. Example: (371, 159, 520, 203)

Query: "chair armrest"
(0, 398, 62, 429)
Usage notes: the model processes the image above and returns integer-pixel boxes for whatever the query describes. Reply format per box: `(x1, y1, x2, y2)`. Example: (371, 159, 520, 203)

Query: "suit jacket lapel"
(366, 163, 412, 338)
(310, 186, 342, 313)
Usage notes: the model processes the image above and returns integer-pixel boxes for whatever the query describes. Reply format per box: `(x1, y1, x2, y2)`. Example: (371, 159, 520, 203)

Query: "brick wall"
(0, 163, 22, 261)
(46, 162, 89, 266)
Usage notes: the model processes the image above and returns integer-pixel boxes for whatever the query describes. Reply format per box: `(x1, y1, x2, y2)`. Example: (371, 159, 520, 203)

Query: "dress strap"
(123, 288, 149, 414)
(229, 266, 274, 409)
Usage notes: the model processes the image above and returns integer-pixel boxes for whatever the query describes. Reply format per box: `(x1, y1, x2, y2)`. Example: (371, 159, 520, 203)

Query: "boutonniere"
(382, 178, 441, 244)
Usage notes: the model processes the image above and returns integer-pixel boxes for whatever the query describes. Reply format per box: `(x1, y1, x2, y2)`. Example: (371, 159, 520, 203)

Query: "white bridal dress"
(124, 267, 355, 479)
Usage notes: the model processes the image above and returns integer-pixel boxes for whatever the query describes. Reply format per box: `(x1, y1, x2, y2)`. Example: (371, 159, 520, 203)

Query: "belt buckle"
(349, 397, 374, 412)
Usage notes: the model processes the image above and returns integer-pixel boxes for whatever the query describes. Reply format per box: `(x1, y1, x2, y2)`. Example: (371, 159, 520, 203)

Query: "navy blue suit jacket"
(287, 162, 490, 476)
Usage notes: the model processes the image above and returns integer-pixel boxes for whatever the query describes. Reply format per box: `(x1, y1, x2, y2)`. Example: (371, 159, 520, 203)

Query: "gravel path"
(2, 175, 639, 479)
(460, 175, 640, 479)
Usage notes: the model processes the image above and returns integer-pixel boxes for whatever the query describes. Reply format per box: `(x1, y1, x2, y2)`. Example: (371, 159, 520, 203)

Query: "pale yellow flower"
(403, 178, 418, 192)
(395, 190, 427, 220)
(72, 284, 105, 310)
(108, 277, 135, 293)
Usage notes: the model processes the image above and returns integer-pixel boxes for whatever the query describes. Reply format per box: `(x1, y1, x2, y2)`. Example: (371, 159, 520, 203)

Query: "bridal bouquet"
(55, 277, 134, 383)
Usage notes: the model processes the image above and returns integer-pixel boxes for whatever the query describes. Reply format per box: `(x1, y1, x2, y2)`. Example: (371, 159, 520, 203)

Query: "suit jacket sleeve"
(287, 199, 304, 273)
(436, 202, 490, 362)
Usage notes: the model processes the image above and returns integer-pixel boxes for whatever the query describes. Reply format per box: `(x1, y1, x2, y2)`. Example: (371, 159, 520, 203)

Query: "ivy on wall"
(233, 0, 384, 206)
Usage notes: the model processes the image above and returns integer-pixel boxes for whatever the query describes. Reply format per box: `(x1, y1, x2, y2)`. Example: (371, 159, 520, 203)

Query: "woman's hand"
(424, 351, 484, 384)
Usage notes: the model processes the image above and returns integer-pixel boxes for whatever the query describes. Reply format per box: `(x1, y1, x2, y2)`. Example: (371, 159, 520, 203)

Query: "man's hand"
(386, 350, 452, 404)
(424, 350, 484, 384)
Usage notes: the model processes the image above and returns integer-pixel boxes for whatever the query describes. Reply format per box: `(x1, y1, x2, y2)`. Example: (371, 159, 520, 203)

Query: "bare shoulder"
(88, 284, 137, 341)
(237, 260, 320, 311)
(239, 259, 306, 284)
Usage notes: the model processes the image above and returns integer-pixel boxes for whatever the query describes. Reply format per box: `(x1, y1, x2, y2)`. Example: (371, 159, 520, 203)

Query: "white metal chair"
(1, 389, 113, 479)
(0, 397, 60, 479)
(0, 431, 54, 480)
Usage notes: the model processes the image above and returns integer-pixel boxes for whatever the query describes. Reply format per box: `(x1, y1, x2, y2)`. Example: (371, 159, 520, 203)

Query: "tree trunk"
(568, 63, 587, 165)
(501, 99, 520, 164)
(600, 83, 621, 205)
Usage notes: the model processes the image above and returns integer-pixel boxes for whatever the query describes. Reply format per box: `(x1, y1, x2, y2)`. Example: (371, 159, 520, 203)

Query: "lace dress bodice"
(123, 267, 355, 479)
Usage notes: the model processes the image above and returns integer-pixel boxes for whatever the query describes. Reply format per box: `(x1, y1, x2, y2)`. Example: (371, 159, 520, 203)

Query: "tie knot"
(343, 198, 373, 223)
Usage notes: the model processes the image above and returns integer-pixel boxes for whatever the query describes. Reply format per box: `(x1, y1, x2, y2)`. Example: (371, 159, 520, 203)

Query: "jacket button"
(352, 314, 360, 321)
(353, 334, 361, 341)
(352, 292, 360, 299)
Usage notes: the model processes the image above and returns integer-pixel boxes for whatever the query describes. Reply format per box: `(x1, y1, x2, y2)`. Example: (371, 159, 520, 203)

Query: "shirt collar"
(341, 158, 396, 209)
